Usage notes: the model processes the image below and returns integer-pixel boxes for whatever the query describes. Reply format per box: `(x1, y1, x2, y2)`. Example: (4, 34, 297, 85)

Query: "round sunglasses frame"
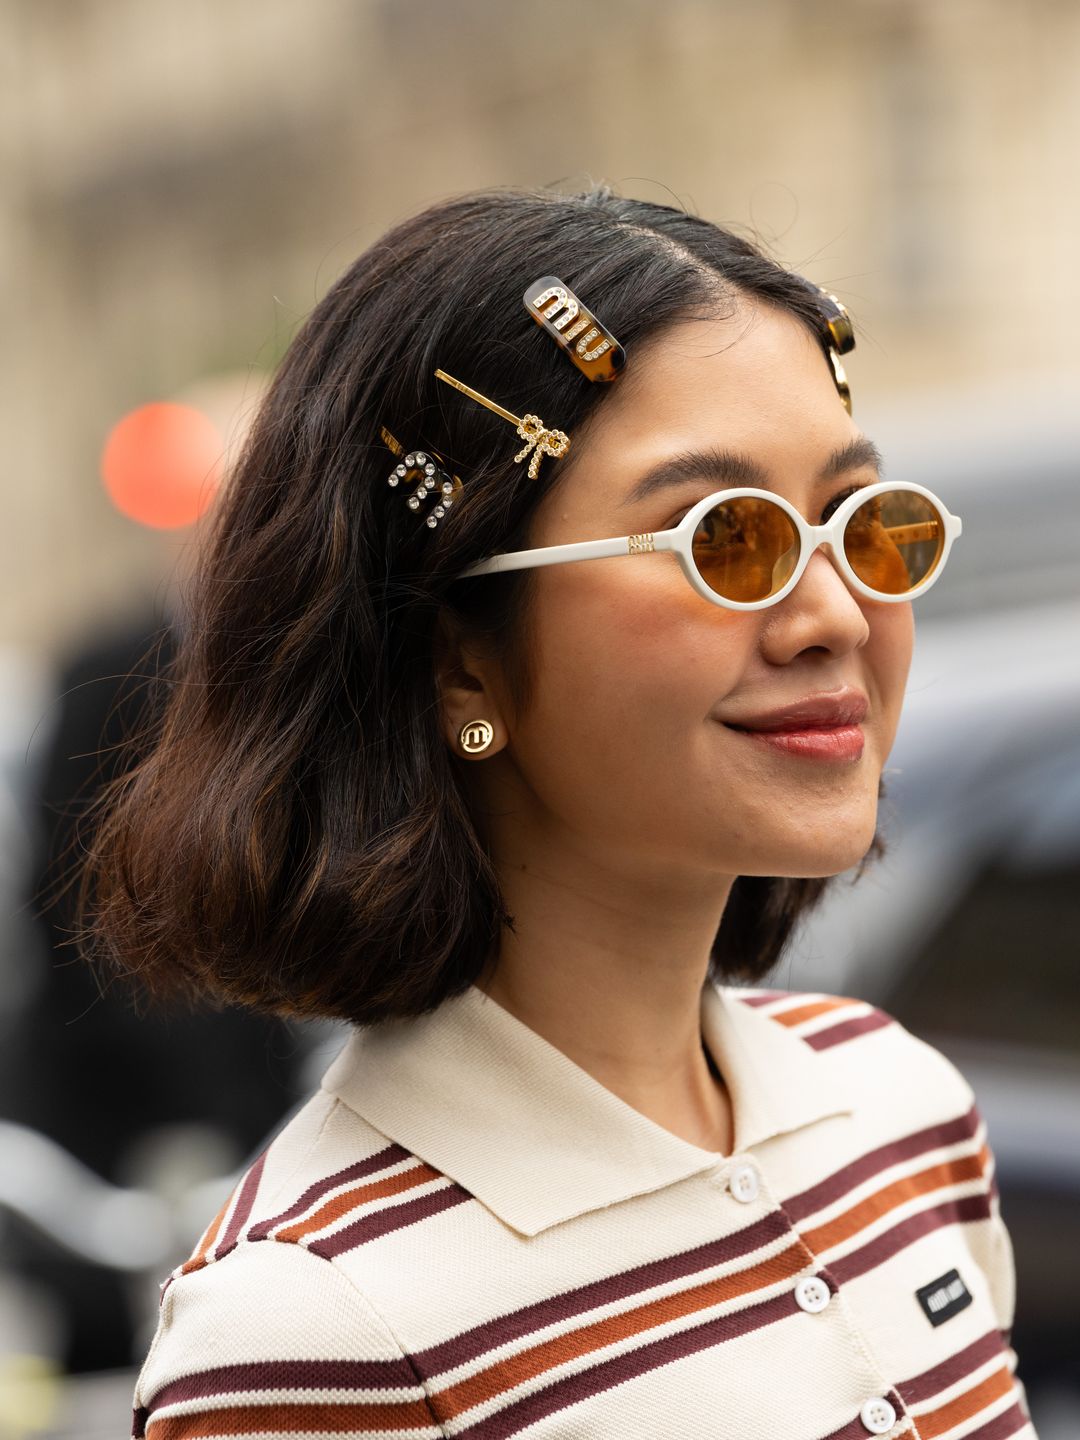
(456, 479, 963, 611)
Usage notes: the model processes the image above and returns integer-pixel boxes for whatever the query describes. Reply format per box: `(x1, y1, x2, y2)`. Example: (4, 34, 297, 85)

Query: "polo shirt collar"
(321, 980, 854, 1237)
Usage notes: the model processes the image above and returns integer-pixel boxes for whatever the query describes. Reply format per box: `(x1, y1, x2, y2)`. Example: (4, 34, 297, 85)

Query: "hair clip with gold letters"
(523, 276, 626, 382)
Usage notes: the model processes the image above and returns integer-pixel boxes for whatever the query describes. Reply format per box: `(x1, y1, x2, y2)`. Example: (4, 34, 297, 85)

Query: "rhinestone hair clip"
(381, 427, 464, 529)
(523, 275, 625, 382)
(434, 369, 571, 481)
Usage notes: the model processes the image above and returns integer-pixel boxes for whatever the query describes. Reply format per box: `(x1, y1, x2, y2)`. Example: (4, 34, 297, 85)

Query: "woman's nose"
(760, 543, 871, 661)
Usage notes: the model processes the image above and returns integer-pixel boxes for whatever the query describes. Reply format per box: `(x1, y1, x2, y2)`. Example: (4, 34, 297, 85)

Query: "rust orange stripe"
(771, 997, 860, 1028)
(438, 1242, 808, 1420)
(275, 1163, 443, 1243)
(179, 1190, 235, 1276)
(802, 1151, 986, 1254)
(147, 1397, 436, 1439)
(916, 1363, 1015, 1439)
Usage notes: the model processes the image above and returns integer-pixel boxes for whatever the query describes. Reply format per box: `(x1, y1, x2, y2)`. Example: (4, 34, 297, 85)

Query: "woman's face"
(480, 300, 913, 881)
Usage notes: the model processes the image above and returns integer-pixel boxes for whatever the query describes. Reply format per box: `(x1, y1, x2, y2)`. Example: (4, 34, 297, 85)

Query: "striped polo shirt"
(132, 981, 1036, 1440)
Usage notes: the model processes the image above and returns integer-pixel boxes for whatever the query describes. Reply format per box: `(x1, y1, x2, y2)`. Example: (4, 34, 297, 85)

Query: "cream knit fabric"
(132, 981, 1036, 1439)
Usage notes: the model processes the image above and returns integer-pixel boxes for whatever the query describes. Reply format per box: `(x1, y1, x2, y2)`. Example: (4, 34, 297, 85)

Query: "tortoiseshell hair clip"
(523, 276, 626, 382)
(816, 288, 856, 415)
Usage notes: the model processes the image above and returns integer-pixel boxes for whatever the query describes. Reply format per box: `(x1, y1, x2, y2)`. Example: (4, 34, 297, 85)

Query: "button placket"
(794, 1275, 831, 1314)
(859, 1396, 897, 1434)
(728, 1163, 760, 1203)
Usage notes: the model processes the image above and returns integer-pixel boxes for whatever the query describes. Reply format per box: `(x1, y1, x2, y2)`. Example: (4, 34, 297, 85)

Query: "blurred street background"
(1, 2, 1078, 1436)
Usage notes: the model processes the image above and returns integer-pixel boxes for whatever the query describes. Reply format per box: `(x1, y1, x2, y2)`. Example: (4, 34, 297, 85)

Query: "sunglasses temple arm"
(458, 531, 676, 579)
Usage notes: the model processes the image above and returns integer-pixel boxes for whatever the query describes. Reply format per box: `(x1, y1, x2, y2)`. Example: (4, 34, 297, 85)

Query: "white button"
(728, 1164, 759, 1203)
(860, 1396, 897, 1434)
(794, 1275, 831, 1313)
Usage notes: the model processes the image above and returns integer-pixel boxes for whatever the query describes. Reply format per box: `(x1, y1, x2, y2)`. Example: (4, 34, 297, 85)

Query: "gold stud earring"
(459, 719, 494, 755)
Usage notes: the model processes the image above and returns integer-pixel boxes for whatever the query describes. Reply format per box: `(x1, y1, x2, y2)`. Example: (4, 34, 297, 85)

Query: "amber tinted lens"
(843, 489, 944, 594)
(690, 496, 800, 602)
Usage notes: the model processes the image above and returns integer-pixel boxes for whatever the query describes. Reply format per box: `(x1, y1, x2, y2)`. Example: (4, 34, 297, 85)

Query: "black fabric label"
(916, 1268, 973, 1327)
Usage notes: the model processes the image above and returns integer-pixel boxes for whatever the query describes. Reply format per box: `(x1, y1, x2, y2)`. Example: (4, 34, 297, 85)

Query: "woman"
(79, 184, 1033, 1438)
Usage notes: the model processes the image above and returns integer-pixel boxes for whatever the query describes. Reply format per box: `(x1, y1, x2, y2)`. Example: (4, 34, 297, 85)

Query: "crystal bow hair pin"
(433, 369, 571, 481)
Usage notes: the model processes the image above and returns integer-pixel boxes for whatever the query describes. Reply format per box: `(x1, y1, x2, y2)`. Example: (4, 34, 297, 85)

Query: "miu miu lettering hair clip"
(816, 288, 856, 415)
(523, 275, 626, 382)
(433, 369, 571, 481)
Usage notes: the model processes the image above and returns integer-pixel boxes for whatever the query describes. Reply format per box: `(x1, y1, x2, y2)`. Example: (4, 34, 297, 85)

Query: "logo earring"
(459, 719, 494, 754)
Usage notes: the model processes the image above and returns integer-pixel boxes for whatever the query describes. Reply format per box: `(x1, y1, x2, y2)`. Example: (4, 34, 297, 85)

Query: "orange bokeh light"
(101, 401, 225, 529)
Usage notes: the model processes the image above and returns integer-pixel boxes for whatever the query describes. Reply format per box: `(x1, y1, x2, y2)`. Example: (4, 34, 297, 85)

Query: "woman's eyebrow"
(619, 435, 885, 507)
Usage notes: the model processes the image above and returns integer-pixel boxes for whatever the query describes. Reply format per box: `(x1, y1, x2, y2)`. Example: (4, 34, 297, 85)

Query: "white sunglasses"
(456, 480, 963, 611)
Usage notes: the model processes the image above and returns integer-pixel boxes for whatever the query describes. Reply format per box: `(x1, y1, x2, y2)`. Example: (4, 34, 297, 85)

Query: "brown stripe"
(898, 1327, 1008, 1405)
(147, 1356, 423, 1414)
(771, 996, 860, 1028)
(179, 1190, 234, 1277)
(274, 1162, 444, 1243)
(805, 1008, 894, 1050)
(246, 1142, 413, 1241)
(413, 1209, 795, 1375)
(734, 989, 789, 1007)
(801, 1150, 987, 1253)
(146, 1396, 436, 1439)
(215, 1152, 267, 1258)
(829, 1192, 993, 1284)
(917, 1365, 1015, 1439)
(437, 1242, 809, 1420)
(308, 1182, 474, 1259)
(451, 1286, 800, 1440)
(783, 1105, 980, 1223)
(963, 1400, 1029, 1440)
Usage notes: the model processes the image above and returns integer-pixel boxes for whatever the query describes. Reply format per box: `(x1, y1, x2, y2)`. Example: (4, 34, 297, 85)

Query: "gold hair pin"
(523, 276, 625, 382)
(434, 369, 570, 480)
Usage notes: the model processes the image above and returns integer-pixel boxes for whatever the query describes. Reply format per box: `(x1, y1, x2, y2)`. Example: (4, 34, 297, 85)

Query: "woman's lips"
(722, 722, 866, 762)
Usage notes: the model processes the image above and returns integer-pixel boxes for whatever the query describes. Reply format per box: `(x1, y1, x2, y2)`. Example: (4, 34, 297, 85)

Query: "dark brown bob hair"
(74, 182, 885, 1026)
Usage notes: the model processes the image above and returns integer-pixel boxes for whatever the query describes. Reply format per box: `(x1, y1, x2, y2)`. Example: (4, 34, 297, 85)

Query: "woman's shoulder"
(726, 982, 979, 1107)
(134, 1085, 441, 1438)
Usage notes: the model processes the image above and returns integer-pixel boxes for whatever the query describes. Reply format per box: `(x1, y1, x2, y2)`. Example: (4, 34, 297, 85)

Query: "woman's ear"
(433, 611, 510, 759)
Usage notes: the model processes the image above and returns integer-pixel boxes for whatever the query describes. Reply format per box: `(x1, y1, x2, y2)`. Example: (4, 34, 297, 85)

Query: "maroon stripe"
(132, 1405, 148, 1438)
(733, 989, 791, 1007)
(146, 1356, 422, 1415)
(964, 1400, 1030, 1440)
(308, 1182, 474, 1258)
(246, 1142, 412, 1241)
(829, 1192, 992, 1285)
(414, 1209, 795, 1375)
(782, 1105, 980, 1223)
(897, 1327, 1006, 1405)
(215, 1152, 267, 1259)
(804, 1008, 894, 1050)
(453, 1287, 800, 1440)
